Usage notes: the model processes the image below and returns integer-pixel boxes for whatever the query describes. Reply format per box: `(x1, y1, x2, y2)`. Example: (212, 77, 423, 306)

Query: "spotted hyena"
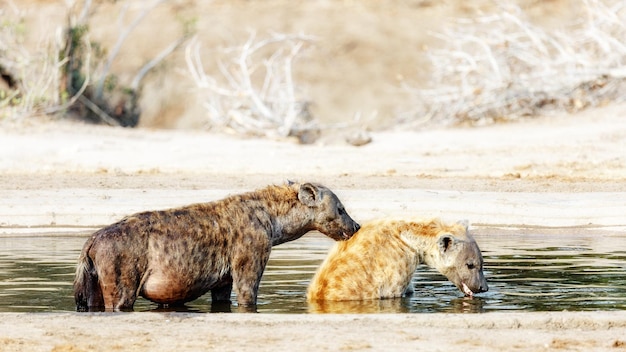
(74, 182, 360, 312)
(306, 218, 488, 302)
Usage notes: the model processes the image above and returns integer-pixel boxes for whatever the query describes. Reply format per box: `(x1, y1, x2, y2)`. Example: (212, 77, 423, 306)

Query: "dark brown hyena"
(74, 182, 360, 312)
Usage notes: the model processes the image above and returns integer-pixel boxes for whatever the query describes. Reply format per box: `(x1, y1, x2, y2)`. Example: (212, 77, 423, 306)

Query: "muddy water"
(0, 231, 624, 313)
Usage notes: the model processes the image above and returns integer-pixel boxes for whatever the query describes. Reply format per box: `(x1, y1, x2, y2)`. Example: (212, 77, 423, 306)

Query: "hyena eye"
(466, 263, 475, 270)
(337, 207, 346, 216)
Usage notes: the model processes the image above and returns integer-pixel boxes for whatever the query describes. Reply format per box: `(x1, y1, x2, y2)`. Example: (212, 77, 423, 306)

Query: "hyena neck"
(247, 184, 309, 246)
(270, 207, 313, 246)
(400, 231, 440, 268)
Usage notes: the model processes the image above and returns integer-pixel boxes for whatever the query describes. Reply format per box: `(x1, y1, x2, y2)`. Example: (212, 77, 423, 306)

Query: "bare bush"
(0, 4, 63, 120)
(186, 32, 319, 143)
(56, 0, 190, 127)
(402, 0, 626, 127)
(1, 0, 189, 126)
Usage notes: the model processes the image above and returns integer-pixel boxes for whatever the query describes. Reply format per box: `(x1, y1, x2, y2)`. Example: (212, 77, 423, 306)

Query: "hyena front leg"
(231, 241, 271, 311)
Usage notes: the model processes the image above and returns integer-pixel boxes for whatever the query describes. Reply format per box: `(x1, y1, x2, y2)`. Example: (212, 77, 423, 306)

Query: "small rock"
(345, 130, 372, 146)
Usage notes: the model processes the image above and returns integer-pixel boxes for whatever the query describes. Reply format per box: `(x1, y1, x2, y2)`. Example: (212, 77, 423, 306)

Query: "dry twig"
(402, 0, 626, 127)
(186, 32, 318, 141)
(94, 0, 167, 100)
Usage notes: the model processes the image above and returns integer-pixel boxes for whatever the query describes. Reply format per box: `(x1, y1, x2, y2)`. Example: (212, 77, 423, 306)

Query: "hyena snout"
(340, 217, 361, 238)
(318, 212, 360, 241)
(467, 274, 489, 294)
(457, 262, 489, 297)
(478, 275, 488, 293)
(450, 270, 488, 297)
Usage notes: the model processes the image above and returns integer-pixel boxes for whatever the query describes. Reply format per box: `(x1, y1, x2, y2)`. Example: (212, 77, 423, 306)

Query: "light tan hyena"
(74, 182, 360, 312)
(307, 218, 488, 302)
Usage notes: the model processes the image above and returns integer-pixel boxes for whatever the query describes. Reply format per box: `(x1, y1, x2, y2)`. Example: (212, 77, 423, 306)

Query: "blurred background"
(1, 0, 625, 143)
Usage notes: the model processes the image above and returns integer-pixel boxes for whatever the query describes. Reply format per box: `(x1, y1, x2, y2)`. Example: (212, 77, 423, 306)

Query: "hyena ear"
(298, 183, 321, 207)
(457, 219, 469, 231)
(438, 235, 457, 254)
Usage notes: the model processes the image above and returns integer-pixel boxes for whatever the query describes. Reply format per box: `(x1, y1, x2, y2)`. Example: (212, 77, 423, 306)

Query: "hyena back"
(306, 218, 488, 302)
(74, 182, 360, 312)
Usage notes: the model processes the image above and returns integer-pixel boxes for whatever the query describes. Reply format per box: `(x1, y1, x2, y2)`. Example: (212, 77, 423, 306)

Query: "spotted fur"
(306, 218, 488, 301)
(74, 182, 359, 311)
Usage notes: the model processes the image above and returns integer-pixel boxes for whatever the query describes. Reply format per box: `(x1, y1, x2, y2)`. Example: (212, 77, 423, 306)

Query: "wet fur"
(74, 182, 359, 311)
(306, 218, 488, 301)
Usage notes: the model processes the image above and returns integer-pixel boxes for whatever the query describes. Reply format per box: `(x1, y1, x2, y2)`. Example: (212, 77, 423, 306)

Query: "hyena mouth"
(462, 282, 474, 297)
(340, 231, 354, 240)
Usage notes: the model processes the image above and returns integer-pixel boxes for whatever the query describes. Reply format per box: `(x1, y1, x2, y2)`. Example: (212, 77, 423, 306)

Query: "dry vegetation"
(186, 32, 320, 142)
(0, 0, 189, 126)
(0, 3, 61, 118)
(402, 0, 626, 126)
(1, 0, 626, 139)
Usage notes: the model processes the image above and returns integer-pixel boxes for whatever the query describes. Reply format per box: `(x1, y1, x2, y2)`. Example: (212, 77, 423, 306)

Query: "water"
(0, 230, 624, 313)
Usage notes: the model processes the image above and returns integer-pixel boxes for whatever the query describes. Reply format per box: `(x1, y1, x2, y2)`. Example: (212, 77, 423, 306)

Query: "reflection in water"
(308, 298, 411, 314)
(449, 296, 486, 313)
(0, 231, 625, 313)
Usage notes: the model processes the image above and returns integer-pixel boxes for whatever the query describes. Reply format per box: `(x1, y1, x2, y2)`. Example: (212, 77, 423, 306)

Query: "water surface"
(0, 230, 624, 313)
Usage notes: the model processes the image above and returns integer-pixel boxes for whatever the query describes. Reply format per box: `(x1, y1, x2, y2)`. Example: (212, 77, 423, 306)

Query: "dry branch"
(402, 0, 626, 127)
(94, 0, 167, 99)
(186, 32, 319, 142)
(59, 0, 189, 127)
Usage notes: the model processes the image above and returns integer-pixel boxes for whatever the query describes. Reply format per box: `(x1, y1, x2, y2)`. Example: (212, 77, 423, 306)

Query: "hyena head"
(434, 221, 488, 297)
(297, 183, 360, 241)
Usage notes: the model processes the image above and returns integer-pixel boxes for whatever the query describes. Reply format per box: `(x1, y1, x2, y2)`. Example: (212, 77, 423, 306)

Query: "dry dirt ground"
(1, 312, 626, 352)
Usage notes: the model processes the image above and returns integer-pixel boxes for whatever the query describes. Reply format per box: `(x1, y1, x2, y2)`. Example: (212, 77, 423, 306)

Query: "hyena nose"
(479, 282, 489, 293)
(353, 222, 361, 233)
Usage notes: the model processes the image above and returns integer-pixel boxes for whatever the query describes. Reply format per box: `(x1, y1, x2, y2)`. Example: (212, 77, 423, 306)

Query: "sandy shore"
(1, 104, 626, 351)
(1, 312, 625, 352)
(2, 104, 626, 232)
